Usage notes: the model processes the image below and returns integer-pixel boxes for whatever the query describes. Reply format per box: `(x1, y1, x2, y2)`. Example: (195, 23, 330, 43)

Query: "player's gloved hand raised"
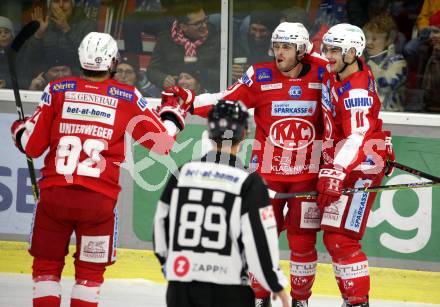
(164, 86, 195, 112)
(158, 88, 190, 130)
(11, 117, 29, 154)
(384, 134, 395, 177)
(317, 165, 346, 212)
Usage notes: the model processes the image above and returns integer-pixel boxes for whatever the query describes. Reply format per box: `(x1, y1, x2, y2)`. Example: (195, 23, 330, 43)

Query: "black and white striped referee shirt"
(153, 151, 287, 293)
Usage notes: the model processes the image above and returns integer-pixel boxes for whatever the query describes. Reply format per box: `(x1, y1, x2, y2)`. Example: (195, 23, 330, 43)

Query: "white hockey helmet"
(271, 22, 313, 53)
(322, 23, 366, 57)
(78, 32, 119, 71)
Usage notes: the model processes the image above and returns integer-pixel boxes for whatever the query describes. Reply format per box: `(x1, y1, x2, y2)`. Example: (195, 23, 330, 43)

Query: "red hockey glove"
(11, 118, 28, 154)
(384, 134, 395, 177)
(317, 166, 346, 212)
(158, 89, 188, 130)
(165, 86, 195, 112)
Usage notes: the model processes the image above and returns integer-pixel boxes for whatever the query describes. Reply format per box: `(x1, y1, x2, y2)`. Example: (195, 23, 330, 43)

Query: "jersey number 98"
(56, 136, 107, 178)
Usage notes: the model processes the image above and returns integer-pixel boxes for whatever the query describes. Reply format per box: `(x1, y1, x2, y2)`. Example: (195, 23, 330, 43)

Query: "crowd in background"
(0, 0, 439, 113)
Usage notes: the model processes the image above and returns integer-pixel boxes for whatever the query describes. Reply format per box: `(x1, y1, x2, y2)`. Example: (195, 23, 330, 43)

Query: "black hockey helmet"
(208, 100, 249, 145)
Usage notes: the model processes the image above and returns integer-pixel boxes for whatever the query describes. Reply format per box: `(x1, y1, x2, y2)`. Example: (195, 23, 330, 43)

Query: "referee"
(153, 100, 289, 307)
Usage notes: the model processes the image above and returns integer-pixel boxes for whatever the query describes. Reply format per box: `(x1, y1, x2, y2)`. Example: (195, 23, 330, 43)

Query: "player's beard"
(278, 57, 299, 73)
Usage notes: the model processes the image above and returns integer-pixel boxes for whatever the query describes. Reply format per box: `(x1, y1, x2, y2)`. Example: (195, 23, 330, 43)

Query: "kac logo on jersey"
(255, 68, 272, 82)
(288, 86, 302, 98)
(269, 118, 315, 151)
(52, 81, 76, 93)
(344, 97, 372, 109)
(108, 86, 134, 101)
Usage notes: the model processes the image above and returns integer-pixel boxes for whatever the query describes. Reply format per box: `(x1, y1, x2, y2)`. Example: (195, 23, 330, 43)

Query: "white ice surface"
(1, 273, 438, 307)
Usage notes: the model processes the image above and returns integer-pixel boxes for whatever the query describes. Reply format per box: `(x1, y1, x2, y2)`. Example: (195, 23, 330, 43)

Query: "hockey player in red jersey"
(318, 24, 395, 307)
(169, 22, 328, 307)
(10, 32, 192, 307)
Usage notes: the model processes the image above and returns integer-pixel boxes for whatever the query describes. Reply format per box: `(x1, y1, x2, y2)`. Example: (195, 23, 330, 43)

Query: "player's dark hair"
(81, 68, 109, 78)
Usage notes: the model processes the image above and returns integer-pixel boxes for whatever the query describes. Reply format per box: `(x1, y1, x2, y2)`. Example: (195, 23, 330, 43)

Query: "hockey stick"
(387, 161, 440, 182)
(268, 181, 440, 199)
(6, 20, 40, 202)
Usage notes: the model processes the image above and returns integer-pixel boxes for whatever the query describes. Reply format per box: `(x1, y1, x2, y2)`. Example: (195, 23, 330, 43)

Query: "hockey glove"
(317, 166, 346, 212)
(165, 86, 195, 110)
(11, 118, 28, 154)
(158, 89, 188, 130)
(384, 134, 395, 177)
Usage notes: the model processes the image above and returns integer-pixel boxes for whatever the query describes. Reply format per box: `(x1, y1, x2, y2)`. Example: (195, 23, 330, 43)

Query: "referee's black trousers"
(166, 281, 255, 307)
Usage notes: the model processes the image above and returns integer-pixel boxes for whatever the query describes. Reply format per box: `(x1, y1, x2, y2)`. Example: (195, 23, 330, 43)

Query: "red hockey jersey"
(194, 54, 327, 182)
(321, 59, 385, 173)
(20, 77, 175, 200)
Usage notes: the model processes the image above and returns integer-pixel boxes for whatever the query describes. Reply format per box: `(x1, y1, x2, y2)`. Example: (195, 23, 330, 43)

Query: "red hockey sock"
(71, 298, 98, 307)
(288, 231, 317, 301)
(33, 296, 61, 307)
(324, 232, 369, 305)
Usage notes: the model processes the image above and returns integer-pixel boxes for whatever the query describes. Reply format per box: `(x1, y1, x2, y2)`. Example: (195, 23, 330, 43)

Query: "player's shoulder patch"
(367, 76, 377, 93)
(134, 88, 148, 111)
(107, 85, 134, 102)
(51, 79, 77, 93)
(318, 66, 325, 81)
(238, 65, 255, 87)
(40, 84, 52, 106)
(336, 81, 352, 96)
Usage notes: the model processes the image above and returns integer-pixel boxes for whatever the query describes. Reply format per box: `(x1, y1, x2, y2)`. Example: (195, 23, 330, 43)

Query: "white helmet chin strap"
(337, 48, 359, 75)
(281, 46, 306, 73)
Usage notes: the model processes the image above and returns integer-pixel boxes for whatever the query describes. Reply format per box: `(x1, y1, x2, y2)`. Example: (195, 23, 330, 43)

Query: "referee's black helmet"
(208, 100, 249, 145)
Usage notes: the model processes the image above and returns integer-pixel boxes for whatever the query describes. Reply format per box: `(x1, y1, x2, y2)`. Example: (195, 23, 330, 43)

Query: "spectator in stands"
(122, 0, 171, 54)
(416, 0, 440, 33)
(346, 0, 389, 28)
(146, 2, 220, 92)
(28, 54, 74, 90)
(114, 59, 138, 87)
(115, 55, 161, 97)
(279, 6, 326, 54)
(177, 64, 206, 94)
(21, 0, 95, 86)
(403, 0, 440, 111)
(422, 25, 440, 113)
(364, 14, 407, 111)
(232, 11, 279, 82)
(0, 16, 14, 89)
(404, 0, 440, 59)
